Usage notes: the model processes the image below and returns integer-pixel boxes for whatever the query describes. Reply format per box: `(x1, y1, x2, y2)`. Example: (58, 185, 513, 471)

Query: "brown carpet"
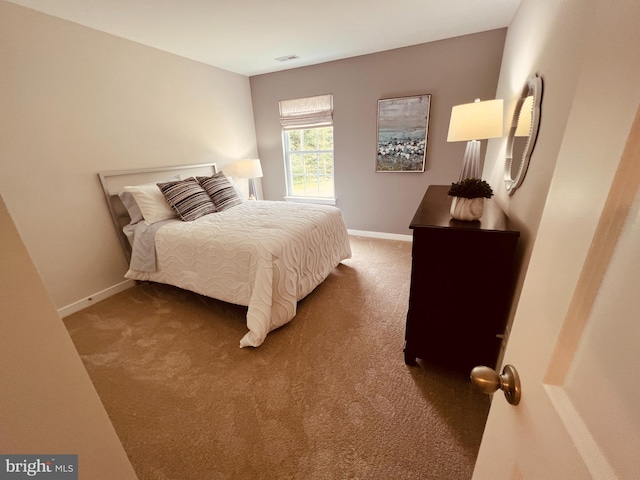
(63, 236, 489, 480)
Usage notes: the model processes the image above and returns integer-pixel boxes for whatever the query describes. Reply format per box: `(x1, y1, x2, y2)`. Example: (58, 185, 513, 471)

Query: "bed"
(98, 163, 352, 347)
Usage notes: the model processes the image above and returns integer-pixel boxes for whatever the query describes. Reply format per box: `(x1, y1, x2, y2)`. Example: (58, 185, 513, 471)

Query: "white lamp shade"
(447, 99, 504, 142)
(236, 159, 263, 179)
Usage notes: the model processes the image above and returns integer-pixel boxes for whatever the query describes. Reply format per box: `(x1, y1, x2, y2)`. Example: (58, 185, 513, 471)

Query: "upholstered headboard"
(98, 163, 217, 263)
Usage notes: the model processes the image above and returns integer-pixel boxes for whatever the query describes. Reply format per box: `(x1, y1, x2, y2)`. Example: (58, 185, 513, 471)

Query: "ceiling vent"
(274, 54, 300, 62)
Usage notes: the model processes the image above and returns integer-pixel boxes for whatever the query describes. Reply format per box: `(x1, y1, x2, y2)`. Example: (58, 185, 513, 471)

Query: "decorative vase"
(450, 196, 484, 221)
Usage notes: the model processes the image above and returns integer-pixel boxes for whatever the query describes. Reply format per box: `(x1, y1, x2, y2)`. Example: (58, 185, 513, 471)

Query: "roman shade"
(279, 94, 333, 130)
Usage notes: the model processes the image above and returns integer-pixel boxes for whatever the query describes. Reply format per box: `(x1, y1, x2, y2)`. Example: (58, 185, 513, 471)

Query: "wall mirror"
(504, 74, 543, 194)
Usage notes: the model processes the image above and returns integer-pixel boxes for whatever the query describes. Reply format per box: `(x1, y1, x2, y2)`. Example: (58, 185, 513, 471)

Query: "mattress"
(125, 200, 351, 347)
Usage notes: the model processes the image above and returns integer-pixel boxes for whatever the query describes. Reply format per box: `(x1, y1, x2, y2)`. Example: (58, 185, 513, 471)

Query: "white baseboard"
(58, 279, 136, 318)
(348, 229, 412, 242)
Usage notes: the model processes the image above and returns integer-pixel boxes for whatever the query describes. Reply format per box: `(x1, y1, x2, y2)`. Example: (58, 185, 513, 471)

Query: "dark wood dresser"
(404, 185, 520, 372)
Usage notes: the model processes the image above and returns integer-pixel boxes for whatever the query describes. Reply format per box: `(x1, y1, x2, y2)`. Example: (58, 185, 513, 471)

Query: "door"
(472, 107, 640, 477)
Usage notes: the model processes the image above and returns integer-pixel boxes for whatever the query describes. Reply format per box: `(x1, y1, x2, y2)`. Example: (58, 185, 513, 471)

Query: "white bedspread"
(125, 201, 351, 347)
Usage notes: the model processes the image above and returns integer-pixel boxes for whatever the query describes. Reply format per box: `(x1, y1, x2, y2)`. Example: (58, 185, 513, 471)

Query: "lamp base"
(459, 140, 482, 180)
(248, 178, 258, 201)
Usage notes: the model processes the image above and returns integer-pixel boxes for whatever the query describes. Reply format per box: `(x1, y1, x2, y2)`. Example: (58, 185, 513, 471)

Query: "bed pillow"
(157, 177, 217, 221)
(118, 190, 144, 225)
(122, 183, 177, 224)
(119, 175, 182, 225)
(197, 172, 245, 211)
(226, 176, 246, 201)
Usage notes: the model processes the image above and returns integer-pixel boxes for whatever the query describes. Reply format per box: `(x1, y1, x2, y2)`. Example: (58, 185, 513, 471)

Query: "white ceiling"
(7, 0, 522, 76)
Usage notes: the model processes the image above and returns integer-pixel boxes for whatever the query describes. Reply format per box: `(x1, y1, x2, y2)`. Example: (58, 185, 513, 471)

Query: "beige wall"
(249, 29, 506, 234)
(0, 194, 137, 478)
(0, 1, 258, 311)
(481, 0, 599, 328)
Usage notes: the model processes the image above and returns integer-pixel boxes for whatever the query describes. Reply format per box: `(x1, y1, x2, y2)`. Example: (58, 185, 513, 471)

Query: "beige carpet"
(63, 236, 490, 480)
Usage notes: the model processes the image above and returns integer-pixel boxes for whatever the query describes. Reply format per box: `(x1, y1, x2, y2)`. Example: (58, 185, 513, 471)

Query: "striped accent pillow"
(197, 172, 244, 211)
(157, 177, 217, 221)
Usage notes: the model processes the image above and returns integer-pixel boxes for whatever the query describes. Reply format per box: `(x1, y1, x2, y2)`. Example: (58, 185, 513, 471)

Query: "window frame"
(282, 126, 336, 205)
(279, 94, 335, 205)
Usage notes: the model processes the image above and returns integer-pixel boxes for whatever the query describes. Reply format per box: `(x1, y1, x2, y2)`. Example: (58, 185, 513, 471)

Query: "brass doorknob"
(470, 364, 521, 405)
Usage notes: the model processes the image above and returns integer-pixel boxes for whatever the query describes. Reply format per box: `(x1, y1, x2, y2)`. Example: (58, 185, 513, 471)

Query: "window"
(279, 94, 334, 203)
(283, 126, 334, 199)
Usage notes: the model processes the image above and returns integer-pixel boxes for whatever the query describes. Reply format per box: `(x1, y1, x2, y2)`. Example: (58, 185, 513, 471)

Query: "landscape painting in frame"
(376, 94, 431, 172)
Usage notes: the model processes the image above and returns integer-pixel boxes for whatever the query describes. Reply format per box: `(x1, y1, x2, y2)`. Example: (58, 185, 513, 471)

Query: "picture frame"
(376, 94, 431, 172)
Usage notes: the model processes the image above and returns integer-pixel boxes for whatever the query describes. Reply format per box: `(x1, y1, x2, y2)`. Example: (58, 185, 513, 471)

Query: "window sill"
(284, 196, 336, 206)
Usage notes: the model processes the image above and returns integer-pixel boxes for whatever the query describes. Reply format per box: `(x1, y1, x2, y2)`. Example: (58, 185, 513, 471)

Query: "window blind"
(279, 94, 333, 130)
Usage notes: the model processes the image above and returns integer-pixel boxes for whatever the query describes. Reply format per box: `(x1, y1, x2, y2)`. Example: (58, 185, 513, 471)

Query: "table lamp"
(236, 159, 263, 200)
(447, 98, 503, 180)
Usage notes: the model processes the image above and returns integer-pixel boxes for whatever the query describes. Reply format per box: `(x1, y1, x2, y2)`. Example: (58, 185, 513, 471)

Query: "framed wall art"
(376, 94, 431, 172)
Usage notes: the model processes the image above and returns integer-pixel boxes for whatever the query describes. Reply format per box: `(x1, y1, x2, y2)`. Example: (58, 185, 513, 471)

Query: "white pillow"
(226, 176, 246, 200)
(122, 183, 177, 224)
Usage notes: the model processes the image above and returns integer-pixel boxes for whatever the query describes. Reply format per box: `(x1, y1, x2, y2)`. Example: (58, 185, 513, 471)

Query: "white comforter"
(125, 201, 351, 347)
